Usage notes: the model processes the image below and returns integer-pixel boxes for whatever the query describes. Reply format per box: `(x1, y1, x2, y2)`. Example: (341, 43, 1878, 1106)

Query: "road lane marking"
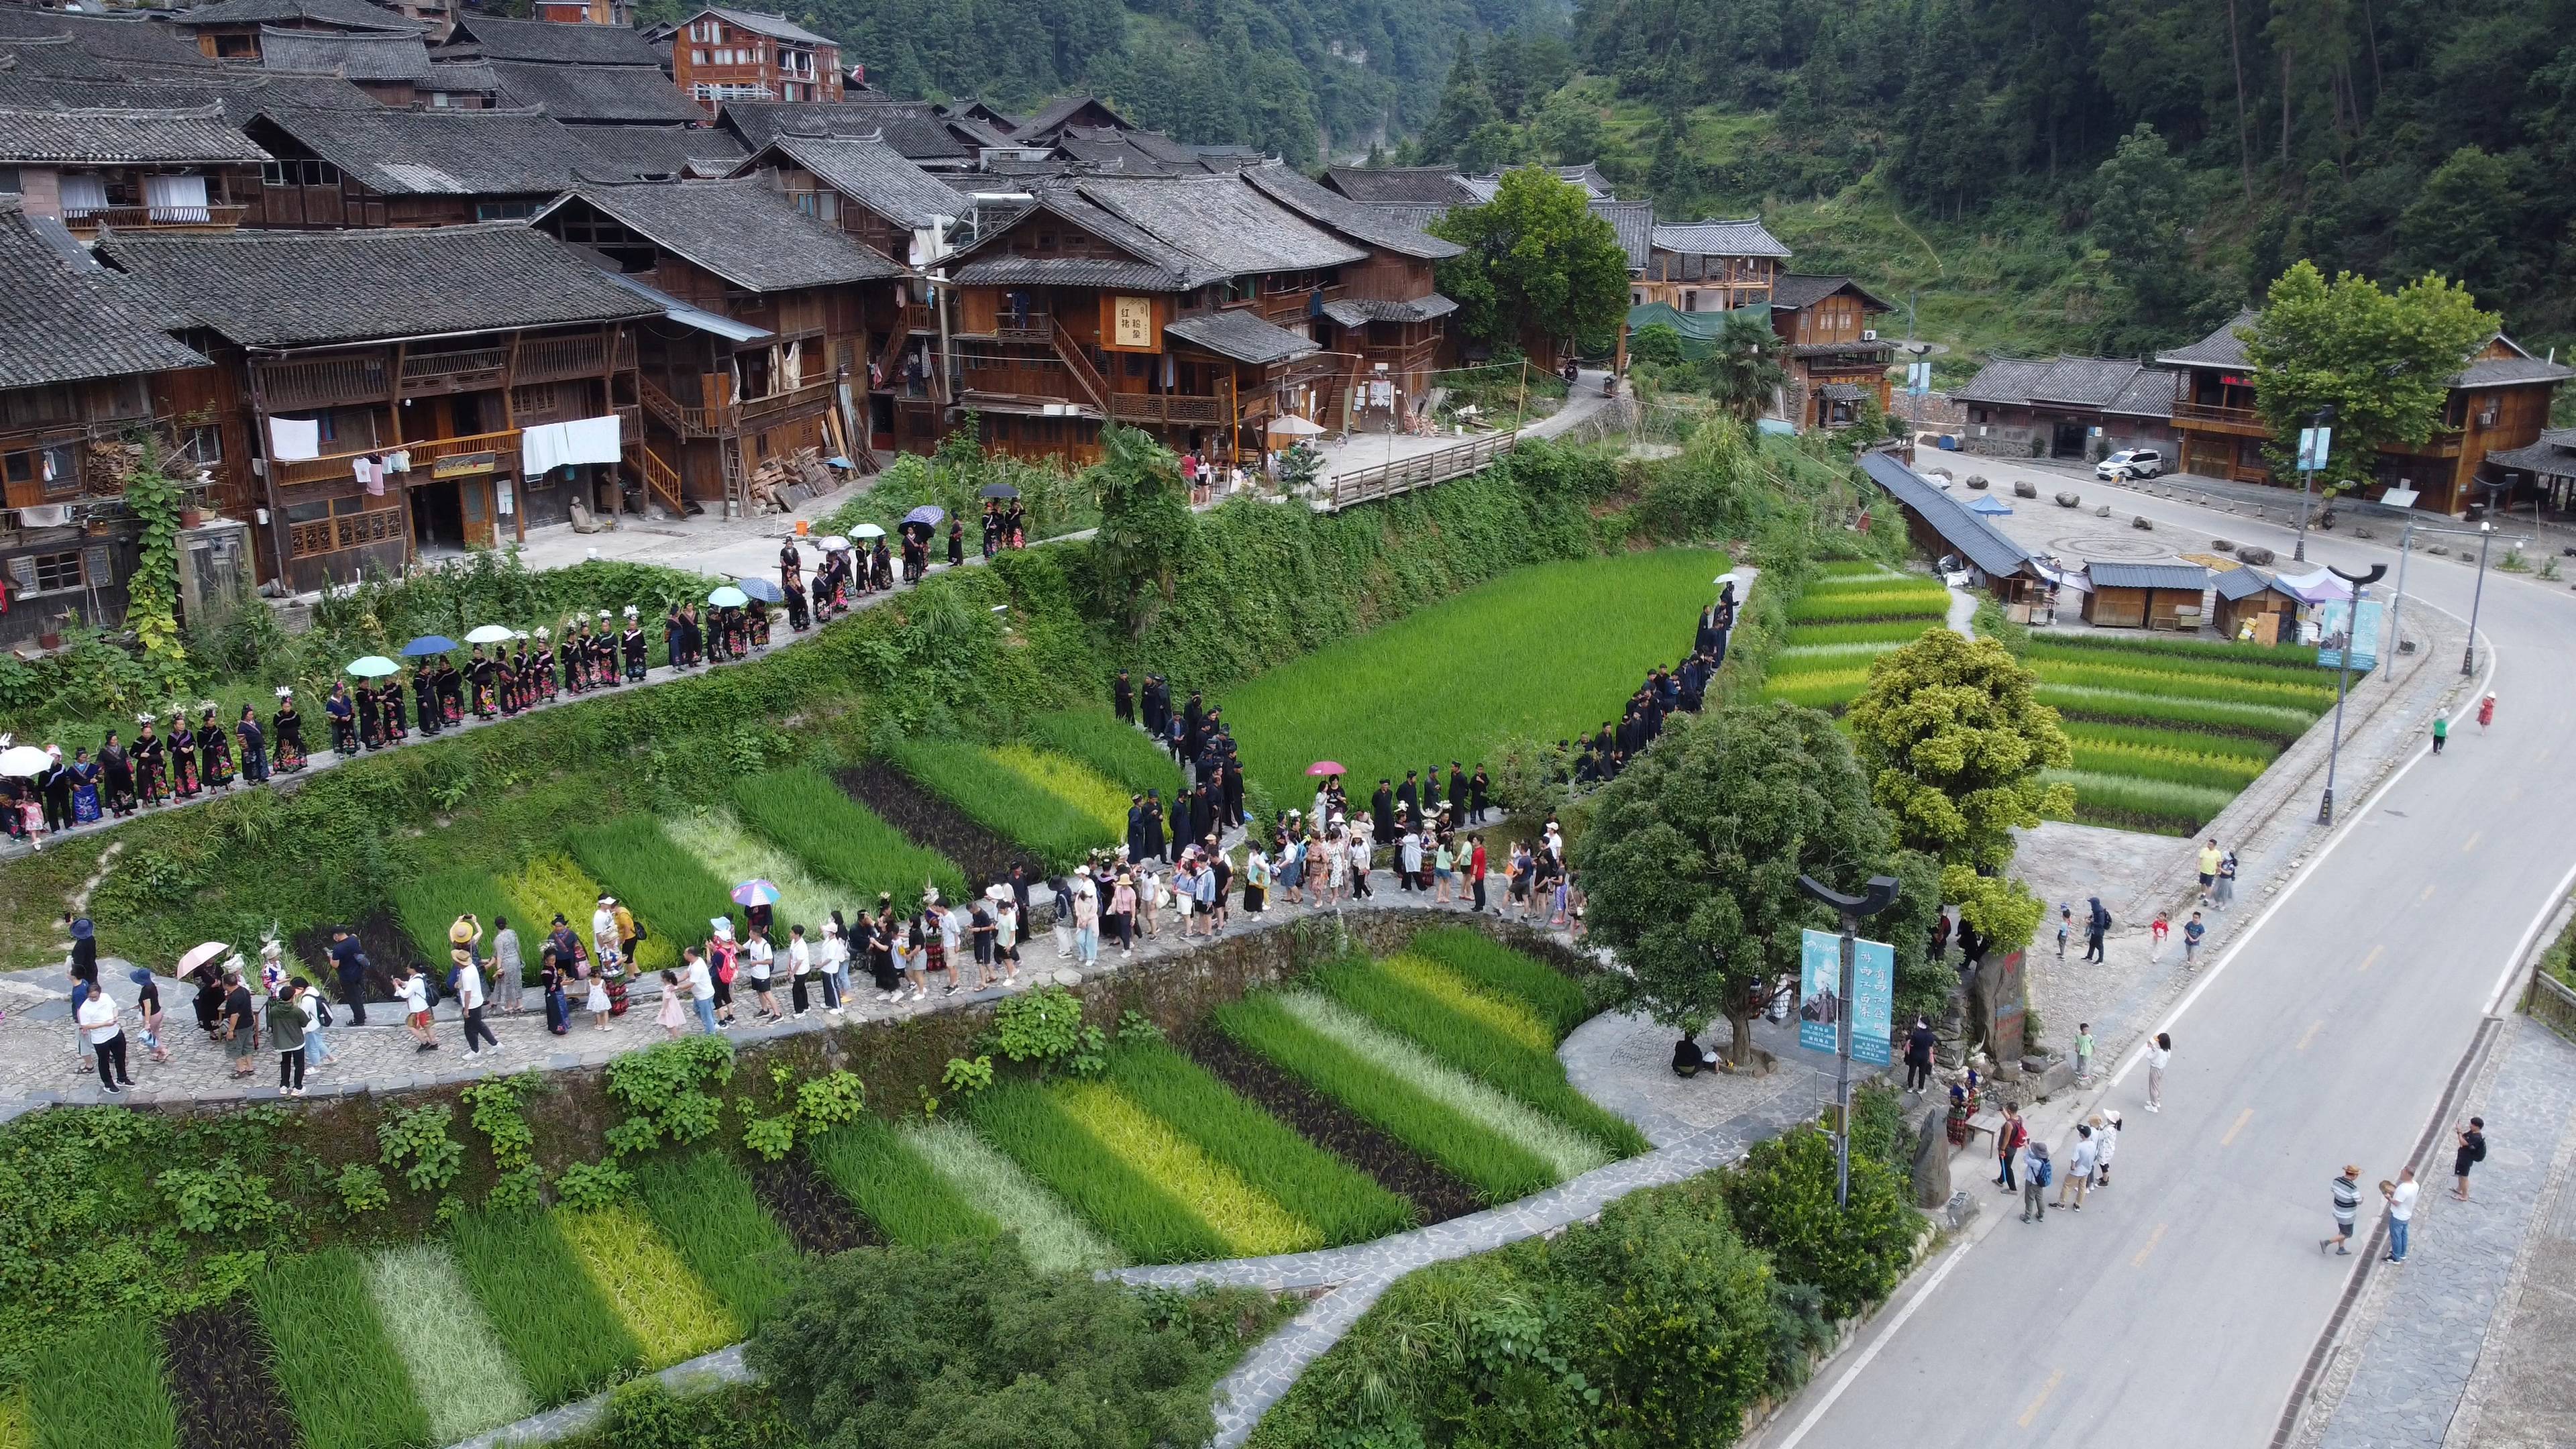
(2016, 1368, 2065, 1429)
(2358, 945, 2383, 974)
(2421, 883, 2438, 904)
(2222, 1108, 2255, 1146)
(2296, 1020, 2324, 1051)
(2133, 1222, 2167, 1267)
(2487, 855, 2576, 1015)
(2463, 830, 2483, 855)
(1770, 1236, 1978, 1449)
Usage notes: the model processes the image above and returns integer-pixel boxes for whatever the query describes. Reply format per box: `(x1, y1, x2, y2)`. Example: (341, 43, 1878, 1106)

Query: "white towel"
(17, 503, 72, 528)
(268, 417, 321, 462)
(520, 415, 622, 474)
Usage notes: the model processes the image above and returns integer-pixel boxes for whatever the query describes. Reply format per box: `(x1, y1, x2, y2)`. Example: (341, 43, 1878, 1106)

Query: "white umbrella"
(850, 523, 887, 539)
(176, 941, 232, 975)
(464, 624, 515, 645)
(0, 745, 51, 777)
(817, 535, 851, 551)
(1267, 415, 1325, 437)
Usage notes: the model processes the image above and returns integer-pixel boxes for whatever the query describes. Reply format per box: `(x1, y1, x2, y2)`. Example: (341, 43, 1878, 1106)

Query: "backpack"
(2033, 1154, 2053, 1188)
(2471, 1135, 2487, 1163)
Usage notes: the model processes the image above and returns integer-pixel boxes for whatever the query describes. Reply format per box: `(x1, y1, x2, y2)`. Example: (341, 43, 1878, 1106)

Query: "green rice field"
(16, 931, 1629, 1449)
(1763, 561, 1950, 713)
(1220, 548, 1725, 802)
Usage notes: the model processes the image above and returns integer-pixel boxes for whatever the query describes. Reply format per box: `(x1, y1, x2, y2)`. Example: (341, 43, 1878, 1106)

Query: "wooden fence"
(1321, 431, 1523, 511)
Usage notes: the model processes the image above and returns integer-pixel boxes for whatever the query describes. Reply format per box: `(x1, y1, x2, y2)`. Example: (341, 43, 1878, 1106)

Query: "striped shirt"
(2331, 1176, 2360, 1222)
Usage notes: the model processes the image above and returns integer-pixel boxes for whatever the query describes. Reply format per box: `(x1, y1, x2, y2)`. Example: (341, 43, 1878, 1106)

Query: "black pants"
(1472, 877, 1488, 911)
(339, 976, 368, 1026)
(1905, 1060, 1931, 1091)
(2084, 932, 2105, 963)
(277, 1049, 305, 1090)
(93, 1034, 131, 1085)
(790, 976, 810, 1014)
(2432, 734, 2445, 754)
(462, 1006, 497, 1052)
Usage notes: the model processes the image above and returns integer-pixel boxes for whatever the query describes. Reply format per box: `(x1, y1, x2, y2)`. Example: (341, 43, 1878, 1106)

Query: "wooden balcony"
(63, 204, 248, 236)
(638, 374, 836, 436)
(256, 354, 392, 411)
(1106, 392, 1229, 427)
(905, 302, 936, 334)
(516, 333, 629, 386)
(270, 427, 521, 489)
(399, 345, 511, 398)
(735, 376, 839, 428)
(2171, 400, 2271, 436)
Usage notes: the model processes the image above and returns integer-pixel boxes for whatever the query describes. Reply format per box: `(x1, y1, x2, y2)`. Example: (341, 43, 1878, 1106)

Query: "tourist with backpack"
(2022, 1140, 2052, 1222)
(2084, 896, 2110, 963)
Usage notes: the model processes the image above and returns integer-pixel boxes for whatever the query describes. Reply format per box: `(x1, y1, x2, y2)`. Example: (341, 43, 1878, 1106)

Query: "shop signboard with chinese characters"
(1799, 926, 1893, 1065)
(1102, 295, 1159, 352)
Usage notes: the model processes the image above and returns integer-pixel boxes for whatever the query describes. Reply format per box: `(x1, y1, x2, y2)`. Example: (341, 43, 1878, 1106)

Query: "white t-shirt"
(455, 962, 484, 1011)
(788, 938, 812, 976)
(301, 994, 325, 1030)
(746, 938, 773, 980)
(686, 958, 714, 1001)
(76, 988, 121, 1046)
(2149, 1045, 2171, 1073)
(940, 908, 964, 953)
(2389, 1180, 2418, 1221)
(2071, 1136, 2099, 1175)
(400, 974, 429, 1014)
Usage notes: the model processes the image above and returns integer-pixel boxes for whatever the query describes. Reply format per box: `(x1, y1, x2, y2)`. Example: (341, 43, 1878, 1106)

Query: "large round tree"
(1578, 702, 1915, 1067)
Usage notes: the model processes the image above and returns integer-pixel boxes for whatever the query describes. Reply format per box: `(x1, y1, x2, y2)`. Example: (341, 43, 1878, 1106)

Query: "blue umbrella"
(400, 635, 459, 657)
(733, 577, 786, 604)
(1966, 494, 2014, 515)
(904, 505, 945, 527)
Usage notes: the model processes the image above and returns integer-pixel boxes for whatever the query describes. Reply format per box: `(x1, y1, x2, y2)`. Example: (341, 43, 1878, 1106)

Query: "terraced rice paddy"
(1764, 561, 1951, 712)
(2023, 633, 2334, 833)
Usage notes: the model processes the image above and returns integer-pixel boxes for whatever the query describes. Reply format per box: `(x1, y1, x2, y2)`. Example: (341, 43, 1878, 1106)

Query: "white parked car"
(2097, 447, 2165, 480)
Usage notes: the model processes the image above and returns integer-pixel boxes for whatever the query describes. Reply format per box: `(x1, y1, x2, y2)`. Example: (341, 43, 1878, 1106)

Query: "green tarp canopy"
(1625, 301, 1770, 360)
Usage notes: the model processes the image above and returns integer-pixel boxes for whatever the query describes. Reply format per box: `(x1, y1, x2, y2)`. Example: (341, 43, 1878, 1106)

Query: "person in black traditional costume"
(168, 712, 200, 798)
(325, 682, 356, 755)
(621, 608, 647, 682)
(99, 730, 136, 816)
(235, 704, 267, 784)
(197, 706, 233, 789)
(413, 665, 442, 737)
(273, 690, 307, 773)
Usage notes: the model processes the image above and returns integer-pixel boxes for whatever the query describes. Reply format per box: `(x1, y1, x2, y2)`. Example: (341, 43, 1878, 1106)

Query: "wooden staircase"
(1050, 318, 1109, 413)
(637, 445, 685, 517)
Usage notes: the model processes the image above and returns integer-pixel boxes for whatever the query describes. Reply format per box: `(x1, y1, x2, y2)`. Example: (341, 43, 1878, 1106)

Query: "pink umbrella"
(1306, 761, 1346, 777)
(731, 879, 781, 906)
(176, 941, 233, 975)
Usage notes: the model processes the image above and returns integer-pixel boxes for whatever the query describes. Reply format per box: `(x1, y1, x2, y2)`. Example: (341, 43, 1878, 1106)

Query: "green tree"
(2243, 262, 2499, 490)
(1706, 309, 1789, 424)
(1431, 167, 1632, 354)
(1844, 630, 2069, 956)
(1576, 702, 1898, 1067)
(1532, 91, 1606, 168)
(120, 444, 190, 697)
(1088, 425, 1195, 637)
(1418, 37, 1500, 164)
(2092, 122, 2206, 325)
(1722, 1126, 1922, 1319)
(2398, 147, 2526, 306)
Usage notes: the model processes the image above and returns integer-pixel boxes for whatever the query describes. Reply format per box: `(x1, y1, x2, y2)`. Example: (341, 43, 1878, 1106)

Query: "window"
(173, 425, 223, 468)
(0, 166, 17, 195)
(3, 443, 77, 498)
(476, 201, 535, 221)
(262, 159, 340, 187)
(28, 549, 83, 593)
(689, 17, 721, 41)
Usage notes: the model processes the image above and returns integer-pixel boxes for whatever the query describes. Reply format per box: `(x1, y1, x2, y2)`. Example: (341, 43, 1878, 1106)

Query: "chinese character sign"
(1110, 296, 1155, 350)
(1800, 928, 1894, 1065)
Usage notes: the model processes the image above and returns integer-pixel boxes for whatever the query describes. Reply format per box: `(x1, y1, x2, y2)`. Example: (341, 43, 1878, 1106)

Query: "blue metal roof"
(2084, 561, 2211, 592)
(1856, 451, 2035, 578)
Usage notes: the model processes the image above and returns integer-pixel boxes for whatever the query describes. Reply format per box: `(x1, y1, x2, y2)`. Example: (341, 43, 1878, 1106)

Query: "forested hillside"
(798, 0, 1561, 164)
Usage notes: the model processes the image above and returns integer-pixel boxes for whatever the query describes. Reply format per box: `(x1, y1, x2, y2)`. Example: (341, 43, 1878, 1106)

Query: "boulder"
(2055, 491, 2082, 508)
(2132, 515, 2154, 530)
(2211, 539, 2233, 553)
(2353, 526, 2376, 540)
(1966, 474, 1990, 490)
(1913, 1106, 1953, 1208)
(2430, 545, 2449, 556)
(2013, 480, 2039, 498)
(2095, 505, 2113, 518)
(1052, 968, 1083, 987)
(1943, 1189, 1981, 1232)
(2238, 545, 2275, 566)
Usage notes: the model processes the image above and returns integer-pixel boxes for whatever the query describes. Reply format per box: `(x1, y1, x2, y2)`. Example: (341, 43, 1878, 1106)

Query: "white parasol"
(464, 625, 515, 645)
(0, 744, 52, 777)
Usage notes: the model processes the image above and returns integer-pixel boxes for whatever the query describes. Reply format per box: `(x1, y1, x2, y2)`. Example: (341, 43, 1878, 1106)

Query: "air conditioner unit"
(1862, 329, 1878, 341)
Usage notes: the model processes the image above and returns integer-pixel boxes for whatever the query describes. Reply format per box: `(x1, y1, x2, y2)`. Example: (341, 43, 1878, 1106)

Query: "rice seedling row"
(25, 1317, 178, 1449)
(2024, 637, 2335, 685)
(989, 742, 1132, 838)
(1766, 673, 1874, 711)
(1405, 928, 1592, 1039)
(667, 806, 839, 939)
(2027, 658, 2334, 710)
(2059, 718, 2280, 761)
(1024, 708, 1185, 798)
(748, 1155, 879, 1254)
(837, 761, 1044, 889)
(902, 1118, 1126, 1271)
(501, 851, 677, 977)
(1104, 1040, 1417, 1244)
(2037, 684, 2317, 741)
(729, 767, 970, 907)
(969, 1079, 1237, 1263)
(1801, 569, 1915, 590)
(806, 1116, 1001, 1248)
(1215, 994, 1559, 1202)
(364, 1243, 536, 1444)
(1778, 639, 1915, 661)
(447, 1208, 639, 1403)
(158, 1303, 297, 1449)
(629, 1152, 800, 1330)
(2043, 769, 2239, 835)
(885, 737, 1118, 870)
(2029, 631, 2322, 670)
(1182, 1026, 1483, 1224)
(552, 1205, 741, 1367)
(1781, 621, 1942, 647)
(1817, 559, 1906, 578)
(249, 1247, 433, 1449)
(1783, 589, 1951, 624)
(565, 817, 736, 951)
(1311, 960, 1648, 1158)
(1220, 549, 1725, 802)
(1057, 1080, 1321, 1256)
(388, 868, 504, 969)
(2066, 742, 2267, 791)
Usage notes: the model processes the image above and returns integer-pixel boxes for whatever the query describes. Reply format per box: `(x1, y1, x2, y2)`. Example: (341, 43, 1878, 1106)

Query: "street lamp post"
(2463, 520, 2495, 676)
(2293, 404, 2337, 564)
(2317, 563, 2387, 826)
(1794, 872, 1902, 1208)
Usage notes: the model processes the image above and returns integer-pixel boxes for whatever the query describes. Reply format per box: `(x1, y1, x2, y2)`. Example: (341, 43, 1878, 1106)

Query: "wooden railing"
(735, 376, 839, 427)
(873, 325, 912, 392)
(286, 502, 404, 559)
(996, 317, 1053, 345)
(1050, 319, 1108, 412)
(400, 345, 511, 396)
(270, 427, 520, 488)
(637, 375, 722, 436)
(516, 333, 614, 385)
(637, 445, 685, 516)
(1107, 392, 1229, 427)
(905, 302, 936, 333)
(635, 374, 834, 435)
(1324, 431, 1521, 511)
(256, 354, 390, 411)
(2174, 400, 2266, 428)
(64, 204, 248, 234)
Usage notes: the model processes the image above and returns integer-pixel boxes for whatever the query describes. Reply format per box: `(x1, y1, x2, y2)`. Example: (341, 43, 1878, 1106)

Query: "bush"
(748, 1238, 1269, 1449)
(1722, 1127, 1922, 1320)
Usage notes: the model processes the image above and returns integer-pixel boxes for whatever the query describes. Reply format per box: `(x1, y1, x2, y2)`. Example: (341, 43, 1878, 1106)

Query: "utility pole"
(2463, 520, 2494, 676)
(1795, 872, 1902, 1209)
(1516, 355, 1528, 429)
(2383, 519, 2414, 680)
(2317, 562, 2386, 825)
(2293, 403, 2335, 564)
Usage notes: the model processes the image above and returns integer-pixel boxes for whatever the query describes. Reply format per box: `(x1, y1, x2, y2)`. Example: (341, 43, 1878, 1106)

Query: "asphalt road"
(1758, 465, 2576, 1449)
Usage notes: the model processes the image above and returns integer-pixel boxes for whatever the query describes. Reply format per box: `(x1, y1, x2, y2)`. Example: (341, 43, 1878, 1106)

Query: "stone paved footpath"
(2300, 1014, 2576, 1449)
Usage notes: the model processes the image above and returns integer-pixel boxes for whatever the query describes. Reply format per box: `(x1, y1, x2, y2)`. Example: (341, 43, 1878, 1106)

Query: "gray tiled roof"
(1458, 165, 1611, 200)
(941, 112, 1016, 150)
(0, 68, 377, 125)
(2212, 566, 2292, 602)
(1954, 358, 2053, 406)
(486, 60, 700, 123)
(2485, 429, 2576, 476)
(1010, 94, 1128, 144)
(1651, 217, 1789, 259)
(698, 6, 833, 46)
(719, 100, 965, 162)
(2084, 561, 2210, 592)
(0, 8, 217, 68)
(1592, 198, 1653, 270)
(1240, 161, 1461, 260)
(440, 15, 660, 66)
(1057, 124, 1223, 176)
(761, 133, 961, 229)
(1857, 451, 2035, 578)
(2106, 367, 2176, 418)
(2455, 354, 2574, 388)
(423, 59, 497, 94)
(0, 199, 207, 390)
(2028, 356, 2145, 407)
(0, 103, 266, 164)
(1768, 272, 1893, 312)
(258, 25, 430, 82)
(250, 105, 599, 195)
(99, 222, 656, 348)
(2157, 308, 2256, 368)
(1322, 166, 1469, 205)
(1165, 307, 1319, 365)
(544, 177, 900, 291)
(176, 0, 419, 32)
(0, 34, 125, 80)
(947, 252, 1184, 290)
(1320, 294, 1457, 326)
(575, 123, 744, 180)
(1077, 173, 1368, 276)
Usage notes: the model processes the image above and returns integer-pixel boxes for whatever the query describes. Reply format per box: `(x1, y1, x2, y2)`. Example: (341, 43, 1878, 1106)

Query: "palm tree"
(1706, 310, 1788, 425)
